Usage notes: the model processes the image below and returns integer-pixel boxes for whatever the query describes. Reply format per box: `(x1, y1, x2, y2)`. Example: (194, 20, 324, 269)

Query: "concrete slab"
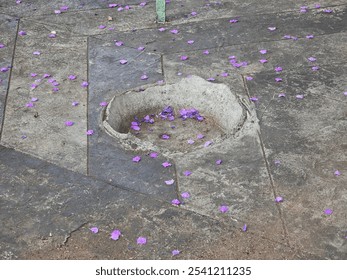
(0, 19, 88, 174)
(246, 65, 347, 259)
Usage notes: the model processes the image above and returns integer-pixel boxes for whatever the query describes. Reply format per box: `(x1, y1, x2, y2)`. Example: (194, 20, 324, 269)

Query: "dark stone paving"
(0, 0, 346, 260)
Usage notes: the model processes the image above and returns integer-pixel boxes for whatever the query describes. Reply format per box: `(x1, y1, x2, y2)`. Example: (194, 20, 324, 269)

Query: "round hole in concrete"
(103, 76, 245, 154)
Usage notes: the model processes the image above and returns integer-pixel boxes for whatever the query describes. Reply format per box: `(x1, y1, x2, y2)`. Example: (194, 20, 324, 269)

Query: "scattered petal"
(149, 152, 158, 158)
(324, 208, 333, 215)
(162, 134, 170, 140)
(158, 27, 166, 32)
(311, 66, 320, 71)
(296, 94, 304, 99)
(334, 170, 341, 176)
(323, 9, 333, 13)
(221, 72, 229, 77)
(278, 93, 286, 98)
(187, 139, 195, 144)
(203, 50, 209, 55)
(197, 134, 204, 139)
(86, 130, 94, 135)
(191, 11, 197, 16)
(110, 229, 121, 240)
(172, 249, 180, 256)
(187, 40, 194, 44)
(54, 10, 62, 14)
(183, 170, 192, 176)
(72, 101, 79, 106)
(68, 75, 77, 80)
(314, 4, 321, 9)
(43, 73, 51, 78)
(0, 67, 9, 72)
(242, 224, 247, 232)
(181, 192, 190, 199)
(60, 6, 69, 11)
(275, 67, 283, 72)
(343, 92, 347, 96)
(109, 3, 118, 8)
(306, 34, 314, 39)
(114, 41, 124, 46)
(81, 81, 89, 88)
(0, 43, 5, 48)
(137, 236, 147, 245)
(245, 76, 253, 81)
(219, 205, 229, 213)
(18, 30, 27, 36)
(180, 55, 188, 61)
(204, 141, 212, 147)
(119, 59, 128, 65)
(308, 57, 317, 62)
(229, 19, 238, 23)
(268, 26, 276, 31)
(207, 77, 215, 81)
(165, 179, 175, 185)
(65, 121, 74, 126)
(275, 77, 283, 82)
(170, 29, 179, 34)
(141, 74, 148, 80)
(33, 51, 41, 55)
(171, 199, 181, 206)
(30, 73, 37, 77)
(162, 162, 172, 168)
(137, 46, 145, 51)
(250, 97, 258, 102)
(216, 159, 222, 165)
(139, 2, 147, 7)
(90, 227, 99, 234)
(26, 103, 34, 108)
(259, 49, 267, 54)
(275, 196, 283, 203)
(132, 156, 141, 163)
(100, 101, 108, 107)
(259, 59, 268, 64)
(31, 97, 38, 102)
(274, 159, 281, 166)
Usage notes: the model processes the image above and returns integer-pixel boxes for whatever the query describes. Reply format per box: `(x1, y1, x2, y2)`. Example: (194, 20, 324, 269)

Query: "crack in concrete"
(63, 222, 89, 246)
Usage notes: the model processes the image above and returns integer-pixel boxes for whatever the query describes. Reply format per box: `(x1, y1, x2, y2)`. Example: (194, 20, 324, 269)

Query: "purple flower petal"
(259, 49, 267, 54)
(278, 93, 286, 98)
(344, 92, 347, 96)
(52, 87, 59, 92)
(30, 73, 37, 77)
(283, 35, 292, 39)
(54, 10, 62, 14)
(31, 97, 38, 102)
(275, 77, 283, 82)
(43, 73, 51, 78)
(275, 196, 283, 203)
(100, 101, 108, 107)
(162, 162, 172, 168)
(219, 205, 229, 213)
(197, 134, 204, 139)
(171, 199, 181, 206)
(296, 94, 304, 99)
(187, 139, 195, 144)
(141, 74, 148, 80)
(139, 2, 147, 7)
(324, 208, 333, 215)
(109, 4, 118, 8)
(306, 34, 314, 39)
(26, 103, 34, 108)
(90, 227, 99, 234)
(308, 57, 317, 62)
(158, 27, 166, 32)
(0, 44, 5, 48)
(137, 236, 147, 245)
(162, 134, 170, 140)
(242, 224, 247, 232)
(149, 152, 158, 158)
(86, 130, 94, 135)
(250, 97, 258, 102)
(323, 9, 333, 13)
(18, 30, 27, 36)
(191, 11, 197, 16)
(68, 75, 77, 80)
(203, 50, 209, 55)
(137, 46, 145, 51)
(229, 19, 238, 23)
(245, 76, 253, 81)
(181, 192, 190, 199)
(65, 121, 74, 126)
(114, 41, 124, 46)
(170, 29, 179, 34)
(180, 55, 188, 61)
(72, 101, 79, 106)
(183, 170, 192, 176)
(81, 81, 89, 88)
(132, 156, 141, 163)
(119, 59, 128, 65)
(110, 229, 121, 240)
(314, 4, 321, 9)
(220, 72, 229, 77)
(60, 6, 69, 11)
(275, 67, 283, 72)
(117, 7, 124, 11)
(216, 159, 222, 165)
(259, 59, 268, 64)
(48, 33, 57, 38)
(204, 141, 212, 147)
(311, 66, 320, 71)
(334, 170, 341, 176)
(33, 51, 41, 55)
(207, 77, 215, 81)
(172, 249, 180, 256)
(165, 179, 174, 185)
(187, 40, 194, 44)
(0, 67, 9, 72)
(274, 159, 281, 166)
(268, 26, 276, 31)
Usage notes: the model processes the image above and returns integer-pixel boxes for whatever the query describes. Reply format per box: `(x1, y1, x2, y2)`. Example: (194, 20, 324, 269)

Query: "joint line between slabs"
(86, 36, 90, 176)
(256, 130, 290, 247)
(0, 19, 20, 142)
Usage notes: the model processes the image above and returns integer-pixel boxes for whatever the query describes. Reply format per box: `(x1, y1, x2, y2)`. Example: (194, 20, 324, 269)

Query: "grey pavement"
(0, 0, 346, 259)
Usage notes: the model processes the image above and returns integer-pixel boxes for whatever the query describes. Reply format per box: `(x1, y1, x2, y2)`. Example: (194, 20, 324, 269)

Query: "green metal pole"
(156, 0, 166, 23)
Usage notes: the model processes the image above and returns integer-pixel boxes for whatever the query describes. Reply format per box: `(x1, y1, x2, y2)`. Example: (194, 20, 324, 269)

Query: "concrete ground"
(0, 0, 346, 260)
